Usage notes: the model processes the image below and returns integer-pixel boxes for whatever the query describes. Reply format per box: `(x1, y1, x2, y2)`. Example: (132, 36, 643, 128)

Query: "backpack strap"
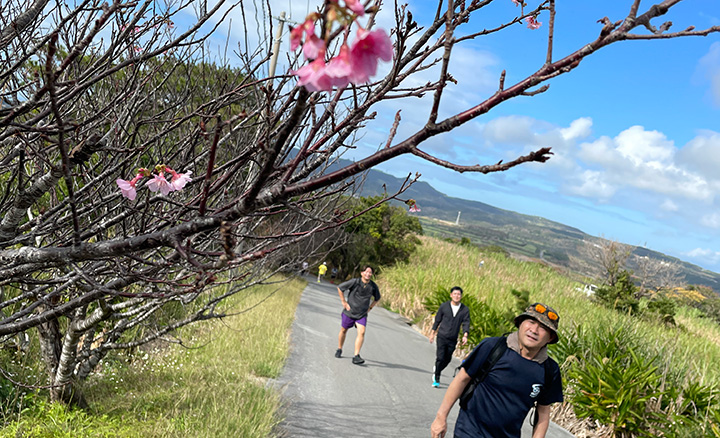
(529, 358, 556, 428)
(457, 335, 508, 410)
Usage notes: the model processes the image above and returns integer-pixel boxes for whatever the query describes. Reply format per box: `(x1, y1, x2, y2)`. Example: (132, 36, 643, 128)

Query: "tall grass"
(0, 277, 306, 437)
(379, 235, 720, 437)
(379, 236, 577, 324)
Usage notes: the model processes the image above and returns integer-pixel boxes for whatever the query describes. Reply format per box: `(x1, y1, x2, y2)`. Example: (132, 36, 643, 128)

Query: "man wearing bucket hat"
(431, 302, 564, 438)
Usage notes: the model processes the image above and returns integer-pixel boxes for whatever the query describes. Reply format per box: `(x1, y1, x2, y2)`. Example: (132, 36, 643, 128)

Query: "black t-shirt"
(454, 336, 563, 438)
(338, 278, 381, 319)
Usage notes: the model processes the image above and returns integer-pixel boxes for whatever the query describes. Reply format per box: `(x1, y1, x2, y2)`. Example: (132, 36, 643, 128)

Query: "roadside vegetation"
(379, 235, 720, 438)
(4, 231, 720, 438)
(323, 195, 423, 280)
(0, 278, 305, 437)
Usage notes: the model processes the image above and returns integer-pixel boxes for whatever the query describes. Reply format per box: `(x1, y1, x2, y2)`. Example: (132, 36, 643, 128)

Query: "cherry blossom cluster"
(406, 199, 421, 213)
(511, 0, 542, 29)
(116, 165, 192, 200)
(290, 1, 393, 92)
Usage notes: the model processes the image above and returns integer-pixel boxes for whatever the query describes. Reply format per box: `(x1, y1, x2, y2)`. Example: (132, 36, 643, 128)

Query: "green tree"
(331, 196, 422, 277)
(594, 270, 640, 314)
(644, 295, 677, 325)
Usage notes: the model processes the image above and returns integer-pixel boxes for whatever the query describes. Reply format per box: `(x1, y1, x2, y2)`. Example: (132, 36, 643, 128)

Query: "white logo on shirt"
(530, 384, 543, 398)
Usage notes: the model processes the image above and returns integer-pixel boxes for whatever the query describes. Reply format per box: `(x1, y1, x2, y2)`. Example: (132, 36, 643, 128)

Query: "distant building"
(576, 283, 597, 296)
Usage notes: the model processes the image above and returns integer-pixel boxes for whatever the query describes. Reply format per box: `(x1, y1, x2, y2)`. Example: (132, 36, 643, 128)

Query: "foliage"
(479, 245, 510, 258)
(555, 321, 720, 438)
(329, 196, 422, 278)
(594, 270, 640, 315)
(644, 295, 677, 326)
(567, 347, 668, 437)
(695, 298, 720, 325)
(0, 397, 133, 438)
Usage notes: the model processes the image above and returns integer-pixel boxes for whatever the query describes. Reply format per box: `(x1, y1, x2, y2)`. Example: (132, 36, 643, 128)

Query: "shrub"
(479, 244, 509, 257)
(594, 270, 639, 315)
(644, 295, 677, 326)
(557, 321, 720, 438)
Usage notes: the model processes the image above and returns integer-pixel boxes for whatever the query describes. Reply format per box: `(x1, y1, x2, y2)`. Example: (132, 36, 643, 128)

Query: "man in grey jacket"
(335, 265, 381, 365)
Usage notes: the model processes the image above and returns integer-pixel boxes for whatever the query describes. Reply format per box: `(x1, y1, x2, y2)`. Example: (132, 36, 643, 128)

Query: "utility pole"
(268, 11, 286, 85)
(455, 211, 461, 226)
(246, 12, 287, 192)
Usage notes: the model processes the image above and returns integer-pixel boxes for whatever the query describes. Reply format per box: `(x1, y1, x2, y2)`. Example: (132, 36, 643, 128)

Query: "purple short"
(341, 312, 367, 329)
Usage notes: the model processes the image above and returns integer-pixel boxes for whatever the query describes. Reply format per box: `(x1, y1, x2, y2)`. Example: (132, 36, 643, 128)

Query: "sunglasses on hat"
(532, 303, 558, 321)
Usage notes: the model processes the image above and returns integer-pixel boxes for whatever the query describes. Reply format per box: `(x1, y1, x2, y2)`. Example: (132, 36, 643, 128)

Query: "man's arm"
(460, 306, 470, 345)
(430, 303, 445, 343)
(430, 367, 472, 438)
(531, 404, 551, 438)
(337, 287, 350, 311)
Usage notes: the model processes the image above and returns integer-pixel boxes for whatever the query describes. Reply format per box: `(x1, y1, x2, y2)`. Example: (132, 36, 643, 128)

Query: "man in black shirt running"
(335, 266, 381, 365)
(429, 286, 470, 387)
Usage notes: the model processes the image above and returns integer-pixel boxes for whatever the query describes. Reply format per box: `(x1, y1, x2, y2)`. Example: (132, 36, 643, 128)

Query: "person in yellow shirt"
(317, 262, 328, 282)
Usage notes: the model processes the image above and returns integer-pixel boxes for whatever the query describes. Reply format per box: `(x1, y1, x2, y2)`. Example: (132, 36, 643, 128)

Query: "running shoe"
(335, 348, 342, 358)
(352, 355, 365, 365)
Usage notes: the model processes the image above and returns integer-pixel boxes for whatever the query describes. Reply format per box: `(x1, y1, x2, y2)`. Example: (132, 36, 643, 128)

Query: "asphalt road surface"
(276, 278, 575, 438)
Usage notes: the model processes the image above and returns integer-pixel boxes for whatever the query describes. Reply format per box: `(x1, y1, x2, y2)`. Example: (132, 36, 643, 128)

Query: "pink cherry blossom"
(294, 57, 334, 92)
(344, 0, 365, 16)
(116, 178, 138, 200)
(409, 204, 421, 213)
(324, 44, 354, 88)
(116, 171, 147, 200)
(303, 34, 326, 60)
(511, 0, 521, 6)
(349, 28, 393, 84)
(168, 169, 193, 191)
(290, 19, 316, 51)
(146, 172, 172, 195)
(525, 16, 542, 30)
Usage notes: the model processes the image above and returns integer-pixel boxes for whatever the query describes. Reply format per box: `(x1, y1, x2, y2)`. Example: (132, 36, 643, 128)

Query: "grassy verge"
(0, 277, 306, 438)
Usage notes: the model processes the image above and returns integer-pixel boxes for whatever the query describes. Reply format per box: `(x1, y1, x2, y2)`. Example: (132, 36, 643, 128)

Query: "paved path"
(276, 278, 574, 438)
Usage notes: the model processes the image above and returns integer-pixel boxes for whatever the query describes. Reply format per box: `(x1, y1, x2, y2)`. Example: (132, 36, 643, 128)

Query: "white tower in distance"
(455, 211, 461, 225)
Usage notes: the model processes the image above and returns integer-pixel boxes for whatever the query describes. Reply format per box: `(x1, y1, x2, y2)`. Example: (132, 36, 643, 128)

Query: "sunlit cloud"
(685, 248, 720, 265)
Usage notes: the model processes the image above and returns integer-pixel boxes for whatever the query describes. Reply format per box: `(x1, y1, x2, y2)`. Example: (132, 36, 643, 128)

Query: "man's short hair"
(450, 286, 463, 294)
(362, 265, 374, 273)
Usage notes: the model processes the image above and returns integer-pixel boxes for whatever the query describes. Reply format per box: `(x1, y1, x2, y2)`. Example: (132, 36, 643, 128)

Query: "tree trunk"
(37, 312, 89, 408)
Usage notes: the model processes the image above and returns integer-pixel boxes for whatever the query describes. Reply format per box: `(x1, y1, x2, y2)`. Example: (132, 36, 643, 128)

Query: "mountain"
(352, 164, 720, 294)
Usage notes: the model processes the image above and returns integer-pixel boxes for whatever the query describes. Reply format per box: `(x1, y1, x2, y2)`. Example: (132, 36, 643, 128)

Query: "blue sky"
(210, 1, 720, 273)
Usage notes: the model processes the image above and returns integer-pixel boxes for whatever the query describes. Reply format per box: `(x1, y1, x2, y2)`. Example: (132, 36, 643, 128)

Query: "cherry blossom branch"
(410, 146, 553, 173)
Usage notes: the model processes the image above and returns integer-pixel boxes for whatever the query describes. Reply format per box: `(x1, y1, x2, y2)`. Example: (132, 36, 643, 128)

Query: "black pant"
(434, 337, 457, 380)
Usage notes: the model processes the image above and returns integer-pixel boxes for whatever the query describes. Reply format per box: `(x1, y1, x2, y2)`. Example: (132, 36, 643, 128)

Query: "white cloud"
(560, 117, 592, 142)
(483, 116, 538, 145)
(676, 131, 720, 182)
(615, 125, 674, 166)
(575, 126, 715, 202)
(660, 199, 679, 212)
(684, 248, 720, 265)
(696, 42, 720, 106)
(701, 213, 720, 229)
(566, 170, 617, 200)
